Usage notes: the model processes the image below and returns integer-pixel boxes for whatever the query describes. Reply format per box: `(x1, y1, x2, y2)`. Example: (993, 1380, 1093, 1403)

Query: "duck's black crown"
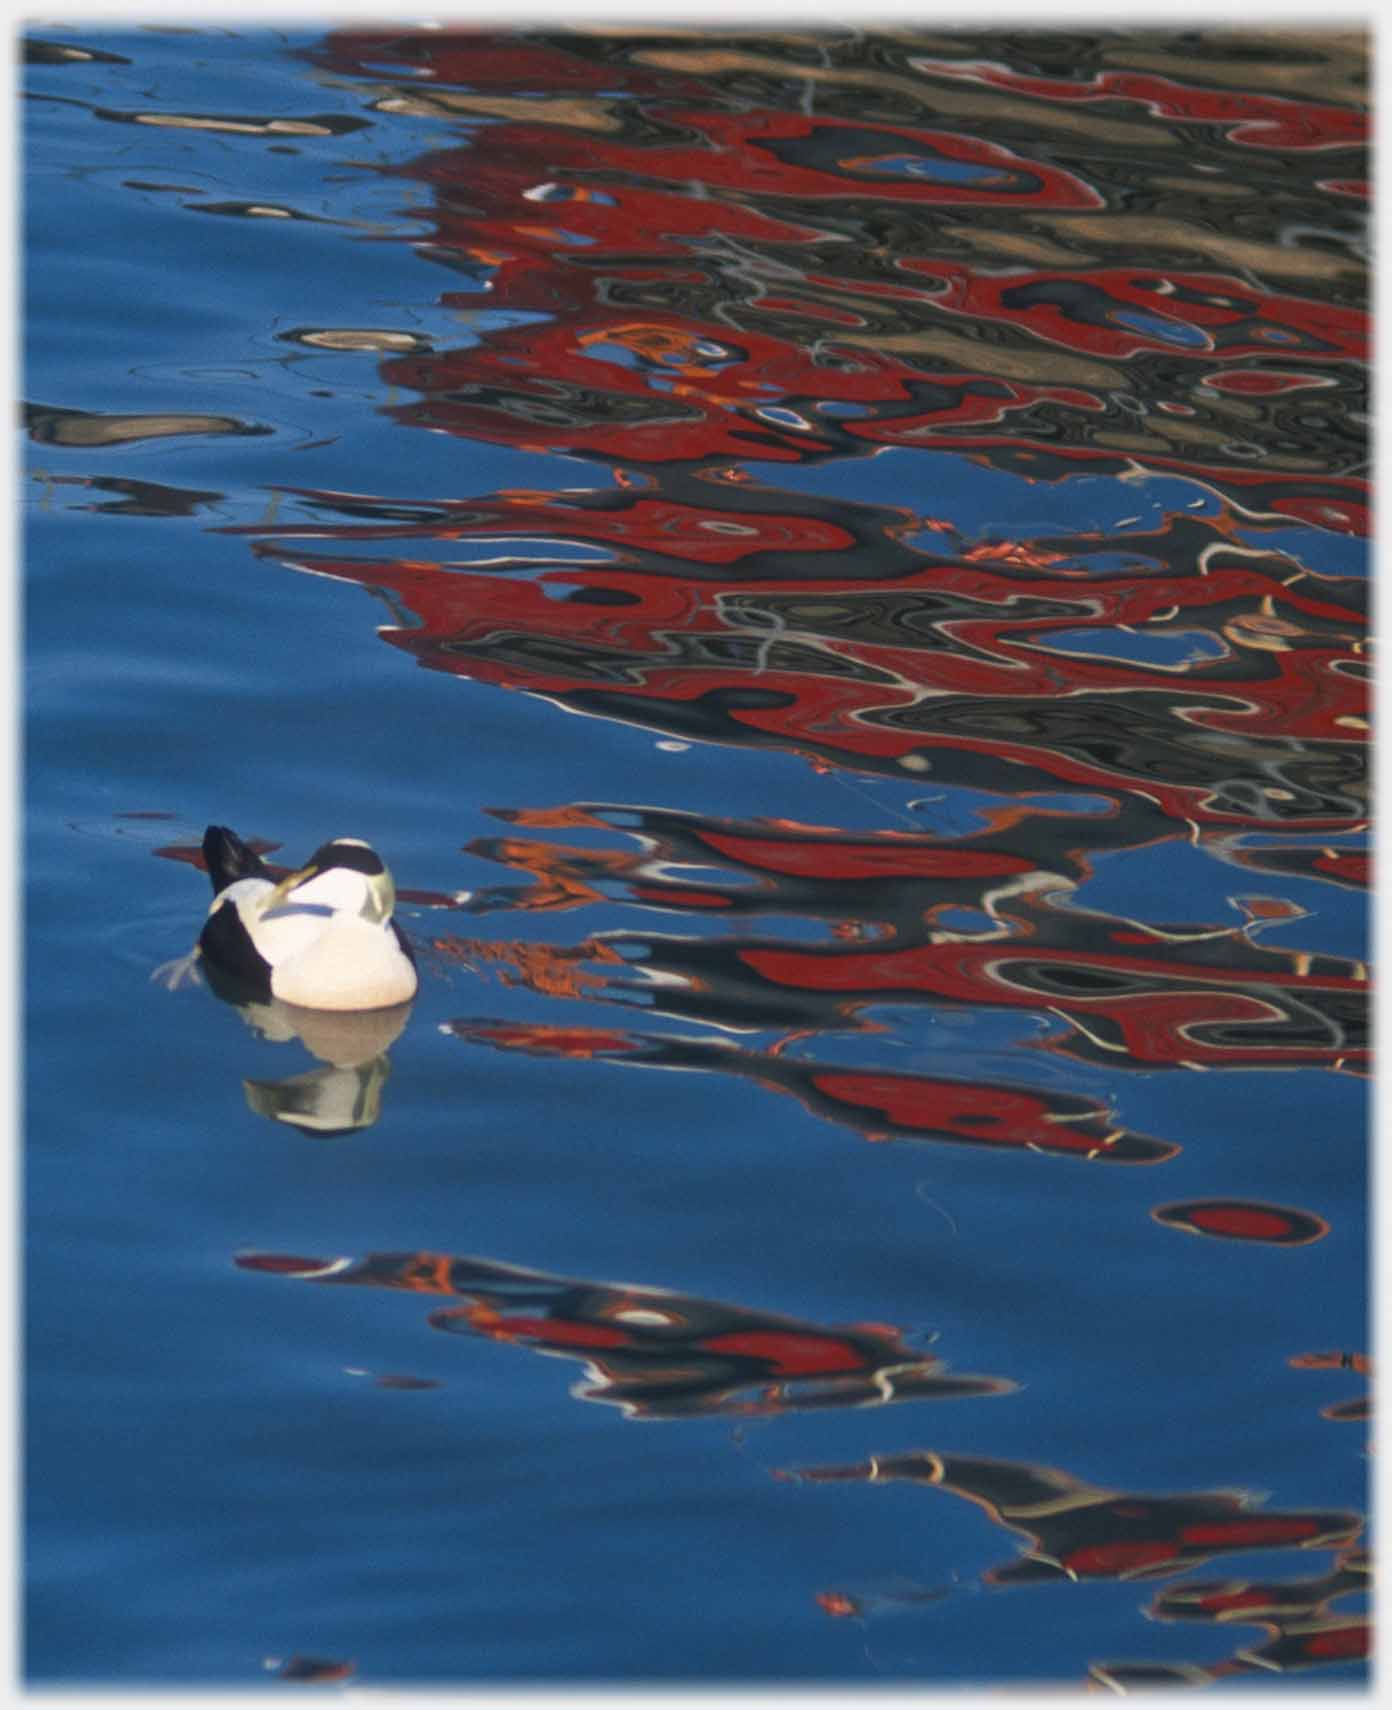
(308, 839, 385, 877)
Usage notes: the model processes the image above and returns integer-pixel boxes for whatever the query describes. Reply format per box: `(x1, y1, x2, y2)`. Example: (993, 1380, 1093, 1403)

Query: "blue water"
(24, 25, 1368, 1692)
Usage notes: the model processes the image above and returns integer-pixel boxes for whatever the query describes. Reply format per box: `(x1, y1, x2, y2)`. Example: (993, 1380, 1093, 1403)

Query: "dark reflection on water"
(26, 21, 1368, 1691)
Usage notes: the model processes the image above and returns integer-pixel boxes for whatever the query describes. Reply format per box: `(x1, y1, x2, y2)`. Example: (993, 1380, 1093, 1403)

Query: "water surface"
(24, 23, 1369, 1691)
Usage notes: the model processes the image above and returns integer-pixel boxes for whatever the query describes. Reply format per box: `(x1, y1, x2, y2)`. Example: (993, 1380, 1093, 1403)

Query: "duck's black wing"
(198, 826, 276, 999)
(199, 889, 275, 999)
(203, 824, 272, 897)
(391, 920, 417, 967)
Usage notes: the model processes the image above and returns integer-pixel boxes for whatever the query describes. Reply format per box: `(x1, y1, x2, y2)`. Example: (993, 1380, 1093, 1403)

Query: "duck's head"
(261, 837, 397, 925)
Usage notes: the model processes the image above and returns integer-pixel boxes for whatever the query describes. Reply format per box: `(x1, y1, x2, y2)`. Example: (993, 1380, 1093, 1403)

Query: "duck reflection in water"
(211, 969, 411, 1137)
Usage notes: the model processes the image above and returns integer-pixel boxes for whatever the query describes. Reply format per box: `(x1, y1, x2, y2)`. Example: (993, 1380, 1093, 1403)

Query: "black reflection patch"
(440, 629, 899, 686)
(438, 634, 649, 684)
(26, 38, 130, 65)
(52, 476, 224, 517)
(1197, 990, 1364, 1051)
(872, 694, 1364, 818)
(565, 586, 641, 606)
(434, 381, 688, 428)
(1003, 961, 1151, 998)
(754, 125, 1043, 196)
(297, 496, 462, 525)
(720, 588, 1092, 652)
(569, 683, 799, 742)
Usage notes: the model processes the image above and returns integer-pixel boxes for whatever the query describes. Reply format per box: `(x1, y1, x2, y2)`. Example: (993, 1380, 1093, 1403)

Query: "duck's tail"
(202, 825, 270, 895)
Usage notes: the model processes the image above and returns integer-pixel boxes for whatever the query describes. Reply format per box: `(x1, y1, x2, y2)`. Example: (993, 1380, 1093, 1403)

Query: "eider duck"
(198, 825, 418, 1011)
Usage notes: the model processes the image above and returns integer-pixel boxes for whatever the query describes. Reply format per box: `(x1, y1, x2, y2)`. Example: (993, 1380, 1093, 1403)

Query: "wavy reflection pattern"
(237, 1248, 1013, 1419)
(220, 26, 1366, 1688)
(784, 1449, 1367, 1686)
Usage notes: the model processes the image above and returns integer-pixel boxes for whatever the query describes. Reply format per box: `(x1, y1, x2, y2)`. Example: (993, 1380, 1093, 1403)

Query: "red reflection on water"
(1091, 1547, 1371, 1688)
(735, 933, 1363, 1072)
(246, 525, 1365, 841)
(418, 793, 1368, 1073)
(236, 1248, 1013, 1420)
(1152, 1198, 1329, 1244)
(1290, 1349, 1372, 1427)
(305, 27, 1367, 503)
(434, 879, 1363, 1074)
(894, 259, 1364, 363)
(785, 1448, 1361, 1583)
(910, 59, 1368, 150)
(456, 796, 1128, 928)
(271, 1655, 356, 1683)
(792, 1448, 1368, 1685)
(1151, 1548, 1368, 1623)
(449, 1017, 1178, 1165)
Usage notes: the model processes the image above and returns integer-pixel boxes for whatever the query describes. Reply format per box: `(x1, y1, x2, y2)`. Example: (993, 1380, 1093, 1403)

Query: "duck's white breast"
(270, 916, 418, 1011)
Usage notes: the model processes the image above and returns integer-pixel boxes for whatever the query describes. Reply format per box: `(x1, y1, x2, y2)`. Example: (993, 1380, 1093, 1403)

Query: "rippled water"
(24, 24, 1369, 1691)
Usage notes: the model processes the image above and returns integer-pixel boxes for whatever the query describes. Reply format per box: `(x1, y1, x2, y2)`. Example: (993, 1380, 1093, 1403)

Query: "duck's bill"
(263, 862, 321, 908)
